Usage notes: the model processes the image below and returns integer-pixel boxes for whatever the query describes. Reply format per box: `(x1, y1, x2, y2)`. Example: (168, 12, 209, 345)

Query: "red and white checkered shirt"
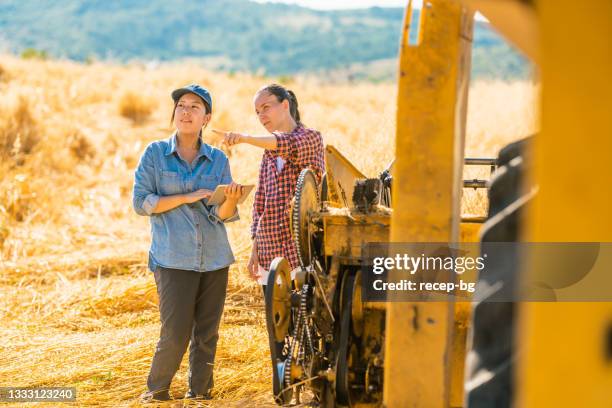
(251, 124, 325, 271)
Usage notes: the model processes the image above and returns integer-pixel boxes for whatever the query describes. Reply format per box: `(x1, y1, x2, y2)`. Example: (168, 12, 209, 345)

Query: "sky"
(253, 0, 487, 20)
(252, 0, 408, 9)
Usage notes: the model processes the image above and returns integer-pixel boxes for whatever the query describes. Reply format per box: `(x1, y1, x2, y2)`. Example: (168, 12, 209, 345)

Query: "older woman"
(133, 84, 242, 402)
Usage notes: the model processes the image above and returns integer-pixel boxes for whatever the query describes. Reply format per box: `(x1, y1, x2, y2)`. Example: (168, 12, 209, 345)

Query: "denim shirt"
(132, 132, 239, 273)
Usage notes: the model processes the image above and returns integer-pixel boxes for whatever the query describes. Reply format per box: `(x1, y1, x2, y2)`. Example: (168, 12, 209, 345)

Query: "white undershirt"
(276, 156, 285, 172)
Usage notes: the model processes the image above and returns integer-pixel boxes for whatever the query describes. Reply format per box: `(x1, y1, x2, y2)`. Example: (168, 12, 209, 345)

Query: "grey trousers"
(147, 266, 229, 395)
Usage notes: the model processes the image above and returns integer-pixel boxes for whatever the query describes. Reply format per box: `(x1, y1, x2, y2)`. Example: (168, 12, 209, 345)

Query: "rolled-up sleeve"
(272, 128, 324, 182)
(133, 145, 159, 216)
(208, 158, 240, 224)
(208, 205, 240, 224)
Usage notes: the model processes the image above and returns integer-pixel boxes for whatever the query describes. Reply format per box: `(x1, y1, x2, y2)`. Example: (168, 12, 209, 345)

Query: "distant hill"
(0, 0, 531, 81)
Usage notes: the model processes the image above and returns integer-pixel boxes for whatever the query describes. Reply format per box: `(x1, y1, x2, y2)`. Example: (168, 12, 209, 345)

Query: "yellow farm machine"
(263, 1, 612, 407)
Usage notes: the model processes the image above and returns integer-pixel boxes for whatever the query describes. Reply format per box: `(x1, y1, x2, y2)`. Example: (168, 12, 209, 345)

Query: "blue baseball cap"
(171, 83, 212, 113)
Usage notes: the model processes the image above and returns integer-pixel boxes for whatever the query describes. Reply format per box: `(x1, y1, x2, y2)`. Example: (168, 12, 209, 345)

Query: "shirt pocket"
(159, 170, 182, 195)
(196, 174, 220, 191)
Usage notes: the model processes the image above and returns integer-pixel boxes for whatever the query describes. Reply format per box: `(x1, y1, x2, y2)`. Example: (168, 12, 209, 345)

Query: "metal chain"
(283, 283, 312, 390)
(284, 297, 302, 388)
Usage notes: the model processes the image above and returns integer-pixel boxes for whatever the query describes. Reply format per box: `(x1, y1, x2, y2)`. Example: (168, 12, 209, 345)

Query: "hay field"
(0, 55, 538, 407)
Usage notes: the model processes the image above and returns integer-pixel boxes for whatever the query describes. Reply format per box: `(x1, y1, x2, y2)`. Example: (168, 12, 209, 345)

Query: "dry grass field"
(0, 55, 538, 407)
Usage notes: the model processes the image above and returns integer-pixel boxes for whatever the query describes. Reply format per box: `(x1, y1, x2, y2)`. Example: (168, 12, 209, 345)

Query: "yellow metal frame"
(324, 145, 367, 208)
(385, 1, 473, 407)
(318, 2, 612, 406)
(382, 0, 612, 406)
(519, 1, 612, 407)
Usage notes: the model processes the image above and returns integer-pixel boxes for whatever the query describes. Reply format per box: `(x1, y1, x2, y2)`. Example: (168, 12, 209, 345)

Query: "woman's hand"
(224, 182, 243, 203)
(217, 182, 242, 220)
(247, 241, 261, 281)
(213, 129, 278, 150)
(213, 129, 248, 147)
(183, 189, 213, 204)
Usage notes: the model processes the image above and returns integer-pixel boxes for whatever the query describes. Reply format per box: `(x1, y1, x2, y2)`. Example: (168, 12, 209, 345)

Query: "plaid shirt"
(251, 124, 324, 271)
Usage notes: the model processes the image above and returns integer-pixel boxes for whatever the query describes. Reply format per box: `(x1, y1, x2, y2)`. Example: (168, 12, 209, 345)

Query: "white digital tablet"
(206, 184, 255, 206)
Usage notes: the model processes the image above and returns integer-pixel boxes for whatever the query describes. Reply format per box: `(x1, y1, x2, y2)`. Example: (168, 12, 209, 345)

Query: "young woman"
(214, 84, 325, 289)
(133, 84, 242, 402)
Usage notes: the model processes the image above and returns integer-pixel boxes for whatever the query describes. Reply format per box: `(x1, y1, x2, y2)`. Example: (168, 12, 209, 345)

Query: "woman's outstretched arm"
(213, 130, 278, 150)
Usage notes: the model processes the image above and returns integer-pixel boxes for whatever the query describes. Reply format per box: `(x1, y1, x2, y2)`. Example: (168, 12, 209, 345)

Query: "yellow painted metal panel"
(520, 1, 612, 407)
(385, 0, 473, 406)
(449, 222, 480, 407)
(451, 301, 472, 407)
(462, 0, 539, 62)
(321, 212, 391, 258)
(459, 222, 481, 243)
(324, 144, 367, 208)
